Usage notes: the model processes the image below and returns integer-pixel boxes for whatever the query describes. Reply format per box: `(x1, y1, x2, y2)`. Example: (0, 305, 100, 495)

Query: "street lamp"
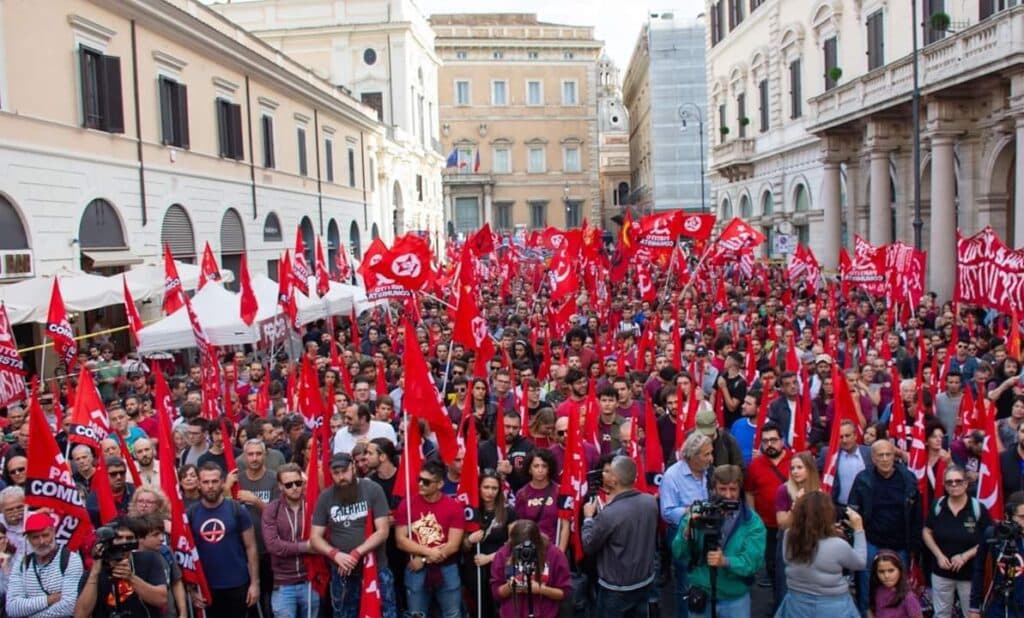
(678, 103, 707, 213)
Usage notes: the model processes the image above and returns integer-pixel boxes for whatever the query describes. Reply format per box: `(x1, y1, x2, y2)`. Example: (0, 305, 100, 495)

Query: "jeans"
(666, 524, 689, 618)
(596, 584, 651, 617)
(330, 565, 397, 618)
(855, 542, 909, 616)
(700, 592, 750, 618)
(931, 574, 971, 618)
(271, 583, 320, 618)
(404, 562, 461, 618)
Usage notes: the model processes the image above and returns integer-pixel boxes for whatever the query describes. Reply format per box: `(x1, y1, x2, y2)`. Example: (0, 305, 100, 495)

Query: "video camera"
(511, 539, 537, 573)
(994, 519, 1024, 543)
(690, 497, 740, 536)
(93, 526, 138, 565)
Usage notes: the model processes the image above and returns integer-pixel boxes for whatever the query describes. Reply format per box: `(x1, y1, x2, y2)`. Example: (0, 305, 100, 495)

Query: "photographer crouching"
(490, 520, 571, 618)
(672, 465, 765, 618)
(73, 516, 168, 618)
(968, 491, 1024, 618)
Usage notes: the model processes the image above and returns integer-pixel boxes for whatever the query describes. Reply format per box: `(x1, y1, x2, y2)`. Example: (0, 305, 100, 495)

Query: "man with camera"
(74, 516, 168, 618)
(968, 491, 1024, 617)
(6, 512, 83, 618)
(581, 456, 660, 616)
(671, 465, 765, 618)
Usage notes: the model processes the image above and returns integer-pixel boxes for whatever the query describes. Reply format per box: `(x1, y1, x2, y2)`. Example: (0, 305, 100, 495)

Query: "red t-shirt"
(744, 450, 792, 528)
(556, 397, 588, 420)
(394, 493, 465, 565)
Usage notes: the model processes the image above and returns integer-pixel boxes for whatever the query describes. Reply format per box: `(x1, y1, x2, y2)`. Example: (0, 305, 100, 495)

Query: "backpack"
(22, 545, 71, 574)
(933, 495, 981, 520)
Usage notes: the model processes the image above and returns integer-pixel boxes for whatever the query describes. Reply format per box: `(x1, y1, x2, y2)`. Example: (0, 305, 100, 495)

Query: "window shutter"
(297, 128, 307, 176)
(101, 55, 124, 133)
(759, 79, 769, 132)
(790, 59, 802, 119)
(159, 77, 174, 145)
(325, 141, 334, 182)
(229, 103, 244, 160)
(217, 100, 229, 157)
(176, 83, 190, 149)
(262, 116, 274, 168)
(824, 37, 838, 90)
(737, 92, 746, 137)
(980, 0, 994, 19)
(79, 47, 91, 128)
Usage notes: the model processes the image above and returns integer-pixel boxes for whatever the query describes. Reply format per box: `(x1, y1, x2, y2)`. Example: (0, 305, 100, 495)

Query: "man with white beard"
(6, 512, 83, 617)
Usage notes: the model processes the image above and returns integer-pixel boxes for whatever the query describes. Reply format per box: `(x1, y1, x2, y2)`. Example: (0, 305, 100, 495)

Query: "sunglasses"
(417, 477, 437, 486)
(556, 430, 567, 437)
(7, 468, 25, 475)
(109, 470, 126, 478)
(283, 480, 305, 489)
(944, 479, 966, 487)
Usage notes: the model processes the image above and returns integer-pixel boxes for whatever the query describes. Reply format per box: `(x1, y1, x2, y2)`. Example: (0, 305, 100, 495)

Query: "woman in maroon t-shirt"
(513, 449, 568, 552)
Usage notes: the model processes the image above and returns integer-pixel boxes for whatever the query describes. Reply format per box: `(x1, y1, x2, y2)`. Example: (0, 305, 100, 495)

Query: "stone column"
(821, 161, 842, 270)
(483, 184, 493, 226)
(844, 162, 860, 250)
(929, 134, 957, 303)
(442, 184, 452, 232)
(869, 150, 892, 245)
(1016, 117, 1024, 248)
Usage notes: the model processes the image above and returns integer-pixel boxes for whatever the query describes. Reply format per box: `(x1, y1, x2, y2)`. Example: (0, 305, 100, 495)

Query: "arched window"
(299, 216, 315, 267)
(762, 191, 774, 216)
(263, 212, 283, 242)
(161, 205, 195, 262)
(794, 184, 809, 212)
(79, 199, 126, 250)
(721, 198, 733, 221)
(327, 220, 340, 274)
(349, 221, 361, 260)
(0, 196, 29, 250)
(739, 194, 751, 219)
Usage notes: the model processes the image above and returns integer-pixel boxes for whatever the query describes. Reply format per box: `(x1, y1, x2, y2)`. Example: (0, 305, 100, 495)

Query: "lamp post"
(911, 0, 923, 250)
(679, 103, 707, 213)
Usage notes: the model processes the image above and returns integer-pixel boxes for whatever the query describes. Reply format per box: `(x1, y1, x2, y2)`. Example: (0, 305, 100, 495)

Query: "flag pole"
(306, 581, 312, 618)
(476, 543, 483, 618)
(403, 416, 413, 541)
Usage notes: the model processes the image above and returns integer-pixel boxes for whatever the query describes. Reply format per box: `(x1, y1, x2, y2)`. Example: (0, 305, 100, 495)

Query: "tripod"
(517, 560, 537, 618)
(982, 539, 1024, 618)
(704, 534, 721, 618)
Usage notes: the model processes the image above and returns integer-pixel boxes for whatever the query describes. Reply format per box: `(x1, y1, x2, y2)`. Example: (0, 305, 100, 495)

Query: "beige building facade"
(0, 0, 383, 346)
(210, 0, 446, 249)
(431, 13, 603, 236)
(707, 0, 1024, 301)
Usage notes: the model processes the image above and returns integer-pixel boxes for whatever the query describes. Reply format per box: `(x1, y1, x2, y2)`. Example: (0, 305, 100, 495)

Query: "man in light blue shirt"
(661, 431, 714, 617)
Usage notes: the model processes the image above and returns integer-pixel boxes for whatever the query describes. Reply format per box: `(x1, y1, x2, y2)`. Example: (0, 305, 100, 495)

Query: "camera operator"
(73, 516, 167, 618)
(968, 491, 1024, 617)
(581, 455, 660, 615)
(671, 465, 765, 618)
(490, 520, 571, 618)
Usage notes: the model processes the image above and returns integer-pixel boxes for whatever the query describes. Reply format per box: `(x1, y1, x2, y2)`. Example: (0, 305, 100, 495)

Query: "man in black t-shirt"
(74, 516, 168, 618)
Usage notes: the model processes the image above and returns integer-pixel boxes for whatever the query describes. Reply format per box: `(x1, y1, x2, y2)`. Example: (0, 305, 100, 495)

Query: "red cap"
(24, 512, 55, 534)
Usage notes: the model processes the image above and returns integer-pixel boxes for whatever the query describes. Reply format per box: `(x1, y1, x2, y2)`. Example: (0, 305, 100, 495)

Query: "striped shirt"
(6, 549, 83, 617)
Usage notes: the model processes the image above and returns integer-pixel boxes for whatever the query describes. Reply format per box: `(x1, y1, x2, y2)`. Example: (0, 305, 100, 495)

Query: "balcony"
(809, 8, 1020, 132)
(442, 169, 494, 187)
(710, 137, 755, 182)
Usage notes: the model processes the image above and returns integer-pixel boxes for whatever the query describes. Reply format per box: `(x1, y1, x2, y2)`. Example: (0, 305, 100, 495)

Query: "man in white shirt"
(333, 403, 396, 455)
(818, 419, 873, 506)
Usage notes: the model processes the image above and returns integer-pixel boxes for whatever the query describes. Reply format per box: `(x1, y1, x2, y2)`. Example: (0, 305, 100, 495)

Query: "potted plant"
(740, 116, 751, 127)
(930, 11, 951, 32)
(720, 126, 730, 136)
(828, 67, 843, 83)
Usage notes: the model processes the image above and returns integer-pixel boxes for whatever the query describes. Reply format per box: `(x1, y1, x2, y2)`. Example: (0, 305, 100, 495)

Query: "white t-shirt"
(333, 420, 397, 454)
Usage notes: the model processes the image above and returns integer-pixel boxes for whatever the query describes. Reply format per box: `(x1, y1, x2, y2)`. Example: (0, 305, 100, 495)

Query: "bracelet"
(349, 549, 362, 561)
(328, 548, 339, 561)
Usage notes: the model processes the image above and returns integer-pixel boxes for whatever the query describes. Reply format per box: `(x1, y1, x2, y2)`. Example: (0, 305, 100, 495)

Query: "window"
(456, 50, 468, 60)
(78, 46, 124, 133)
(736, 93, 746, 138)
(710, 2, 724, 45)
(260, 115, 274, 168)
(324, 138, 334, 183)
(361, 92, 383, 122)
(297, 128, 308, 176)
(527, 80, 542, 106)
(491, 80, 508, 105)
(565, 201, 582, 228)
(216, 98, 244, 160)
(347, 147, 356, 187)
(529, 201, 547, 229)
(562, 81, 578, 105)
(493, 146, 511, 173)
(528, 146, 546, 173)
(564, 146, 581, 172)
(369, 159, 375, 190)
(158, 76, 189, 148)
(528, 51, 539, 59)
(926, 0, 946, 44)
(718, 103, 727, 143)
(563, 52, 574, 60)
(496, 202, 513, 231)
(493, 51, 504, 59)
(416, 175, 424, 201)
(795, 184, 810, 212)
(728, 0, 744, 30)
(867, 10, 885, 71)
(363, 49, 377, 66)
(758, 79, 769, 132)
(824, 37, 839, 90)
(455, 80, 470, 105)
(750, 0, 765, 11)
(789, 59, 802, 119)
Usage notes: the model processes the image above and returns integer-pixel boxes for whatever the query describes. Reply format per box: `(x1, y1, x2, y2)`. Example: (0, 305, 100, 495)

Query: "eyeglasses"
(556, 430, 567, 437)
(7, 468, 25, 475)
(455, 388, 467, 394)
(417, 477, 437, 486)
(760, 438, 781, 445)
(283, 480, 305, 489)
(944, 479, 966, 487)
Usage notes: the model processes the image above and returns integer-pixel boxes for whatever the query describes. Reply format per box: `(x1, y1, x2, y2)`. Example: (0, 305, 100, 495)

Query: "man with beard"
(310, 452, 395, 618)
(86, 457, 137, 527)
(555, 369, 590, 421)
(0, 486, 25, 554)
(189, 462, 260, 616)
(767, 371, 801, 447)
(478, 410, 536, 492)
(262, 464, 320, 618)
(132, 438, 159, 487)
(7, 512, 84, 617)
(234, 440, 279, 617)
(743, 422, 791, 595)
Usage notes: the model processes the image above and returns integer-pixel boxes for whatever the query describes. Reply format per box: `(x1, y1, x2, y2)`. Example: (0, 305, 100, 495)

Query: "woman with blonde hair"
(128, 485, 171, 521)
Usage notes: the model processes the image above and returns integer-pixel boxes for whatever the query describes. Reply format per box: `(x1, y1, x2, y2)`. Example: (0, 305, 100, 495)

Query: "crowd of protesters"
(0, 251, 1023, 618)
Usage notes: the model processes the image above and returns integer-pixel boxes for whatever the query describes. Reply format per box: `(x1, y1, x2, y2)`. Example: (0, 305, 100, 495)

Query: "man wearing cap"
(714, 352, 747, 427)
(695, 409, 744, 469)
(7, 511, 83, 617)
(85, 457, 136, 527)
(809, 354, 833, 399)
(310, 451, 394, 618)
(743, 422, 791, 592)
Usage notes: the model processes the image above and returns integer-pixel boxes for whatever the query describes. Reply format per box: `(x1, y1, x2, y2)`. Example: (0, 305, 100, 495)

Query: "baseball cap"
(329, 452, 353, 470)
(24, 512, 55, 534)
(815, 354, 834, 366)
(695, 409, 718, 436)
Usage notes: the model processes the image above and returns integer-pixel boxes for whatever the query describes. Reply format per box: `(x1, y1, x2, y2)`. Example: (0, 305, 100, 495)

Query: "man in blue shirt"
(661, 431, 714, 618)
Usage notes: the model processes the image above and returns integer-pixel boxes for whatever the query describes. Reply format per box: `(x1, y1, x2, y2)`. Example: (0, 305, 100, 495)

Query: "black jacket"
(848, 464, 922, 553)
(1000, 447, 1024, 497)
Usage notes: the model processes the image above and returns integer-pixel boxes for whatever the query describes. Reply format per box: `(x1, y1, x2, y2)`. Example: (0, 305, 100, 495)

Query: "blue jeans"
(330, 565, 397, 618)
(596, 584, 651, 617)
(701, 592, 750, 618)
(855, 542, 908, 616)
(404, 562, 460, 618)
(271, 583, 320, 618)
(666, 524, 689, 618)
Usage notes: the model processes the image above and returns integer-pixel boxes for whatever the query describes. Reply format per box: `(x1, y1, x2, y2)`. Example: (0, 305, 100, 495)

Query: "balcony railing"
(710, 137, 755, 181)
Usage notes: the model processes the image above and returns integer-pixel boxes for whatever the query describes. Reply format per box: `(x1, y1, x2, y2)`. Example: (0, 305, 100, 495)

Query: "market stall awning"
(81, 250, 144, 268)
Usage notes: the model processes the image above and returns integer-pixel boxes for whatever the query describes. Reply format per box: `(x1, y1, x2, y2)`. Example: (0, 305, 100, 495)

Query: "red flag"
(239, 253, 258, 326)
(643, 393, 664, 480)
(25, 386, 94, 550)
(357, 511, 382, 617)
(465, 223, 496, 257)
(402, 319, 458, 463)
(334, 242, 353, 282)
(0, 303, 25, 410)
(678, 213, 717, 241)
(297, 356, 326, 431)
(1008, 311, 1021, 360)
(888, 367, 908, 450)
(557, 385, 588, 559)
(277, 251, 298, 329)
(163, 244, 185, 315)
(123, 275, 143, 346)
(822, 367, 859, 494)
(45, 279, 77, 371)
(315, 238, 331, 298)
(154, 370, 213, 605)
(548, 248, 579, 303)
(394, 416, 423, 499)
(636, 211, 683, 256)
(116, 435, 144, 488)
(368, 234, 436, 292)
(455, 417, 480, 529)
(183, 294, 221, 420)
(303, 429, 331, 596)
(292, 227, 311, 296)
(619, 210, 639, 258)
(220, 418, 240, 500)
(198, 242, 221, 290)
(716, 217, 766, 253)
(91, 447, 120, 524)
(69, 365, 110, 450)
(978, 401, 1004, 519)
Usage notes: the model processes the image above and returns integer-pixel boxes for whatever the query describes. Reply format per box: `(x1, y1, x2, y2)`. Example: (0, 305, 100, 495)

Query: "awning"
(82, 250, 144, 268)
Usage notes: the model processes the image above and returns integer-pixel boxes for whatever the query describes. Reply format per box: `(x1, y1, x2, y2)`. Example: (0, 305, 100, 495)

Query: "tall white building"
(211, 0, 446, 249)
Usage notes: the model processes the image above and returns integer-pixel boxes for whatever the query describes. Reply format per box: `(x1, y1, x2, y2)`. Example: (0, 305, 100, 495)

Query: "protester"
(490, 519, 571, 618)
(262, 463, 321, 618)
(743, 421, 791, 594)
(6, 512, 83, 618)
(868, 551, 923, 618)
(463, 471, 515, 618)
